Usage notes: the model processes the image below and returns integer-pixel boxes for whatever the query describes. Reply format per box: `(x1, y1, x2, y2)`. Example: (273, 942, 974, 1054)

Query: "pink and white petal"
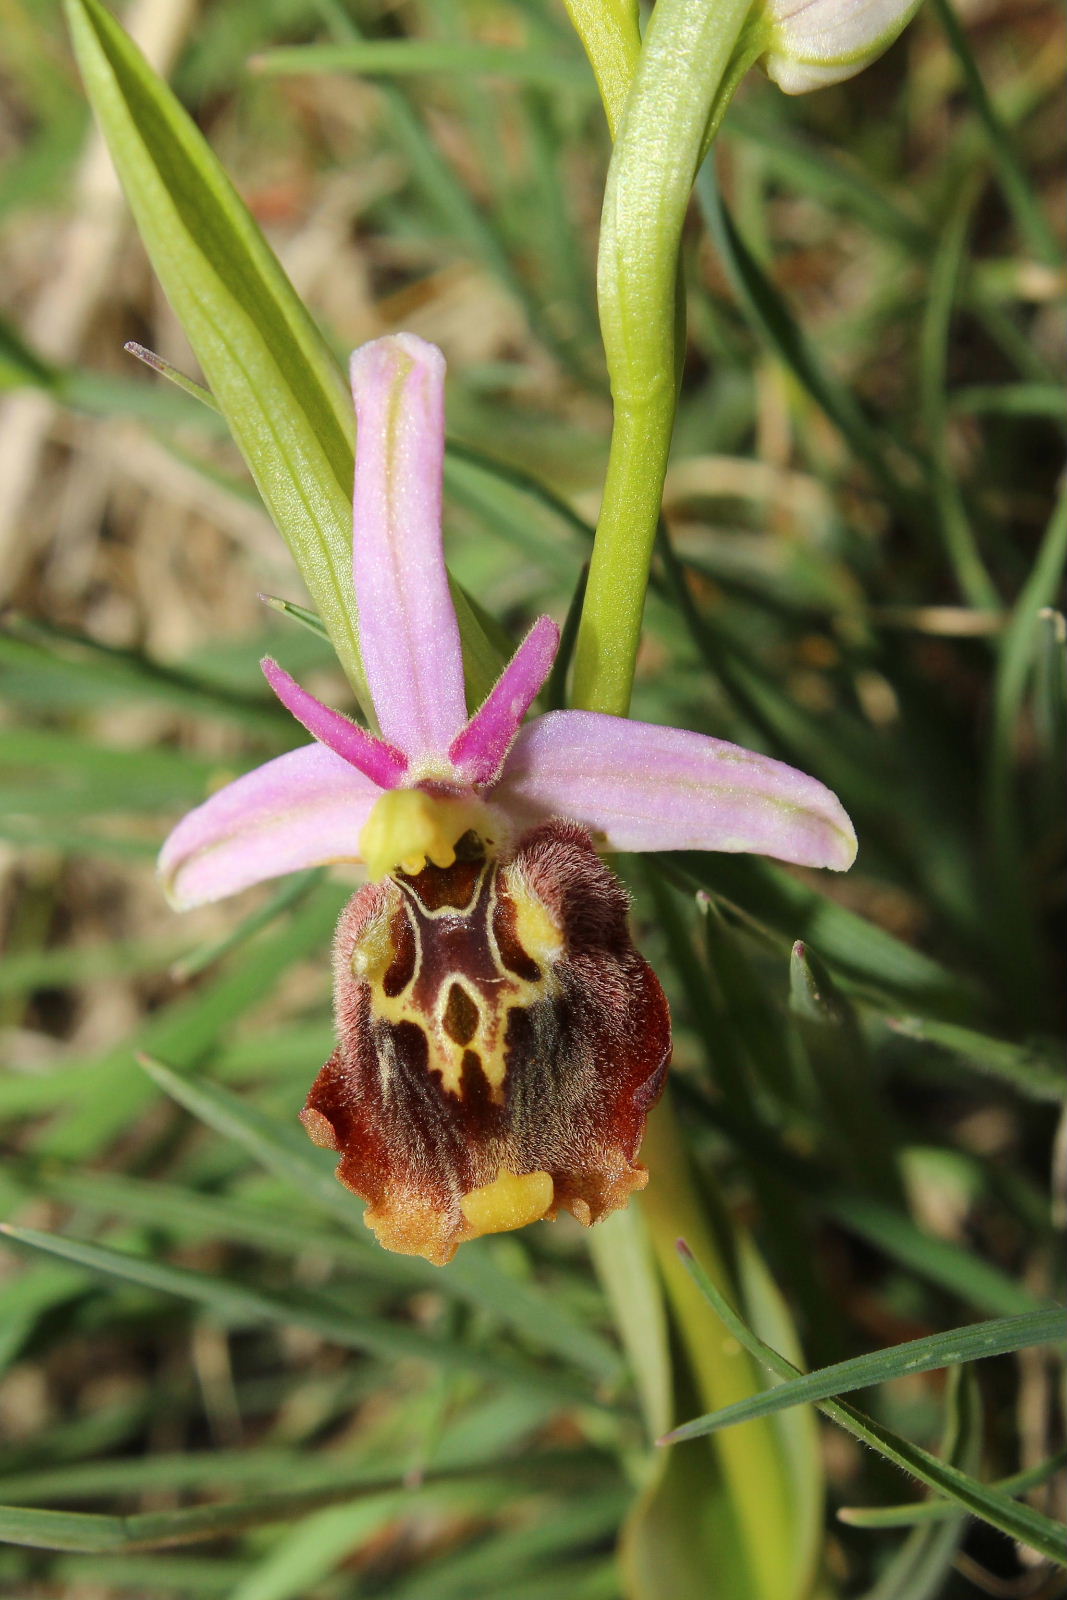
(448, 615, 560, 785)
(350, 334, 467, 760)
(159, 744, 382, 909)
(494, 711, 857, 871)
(262, 658, 409, 788)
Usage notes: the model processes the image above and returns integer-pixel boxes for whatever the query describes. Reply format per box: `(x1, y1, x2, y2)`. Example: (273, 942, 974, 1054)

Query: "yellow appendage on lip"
(359, 788, 495, 881)
(460, 1170, 554, 1236)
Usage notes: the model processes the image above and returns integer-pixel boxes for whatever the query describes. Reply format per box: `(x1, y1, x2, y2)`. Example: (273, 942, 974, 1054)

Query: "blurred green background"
(0, 0, 1064, 1596)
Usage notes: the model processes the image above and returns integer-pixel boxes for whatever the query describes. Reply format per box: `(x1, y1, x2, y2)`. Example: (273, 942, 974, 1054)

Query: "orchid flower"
(160, 333, 856, 1266)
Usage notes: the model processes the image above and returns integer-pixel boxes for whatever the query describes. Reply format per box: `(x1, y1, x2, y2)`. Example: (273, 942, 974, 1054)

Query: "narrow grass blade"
(0, 1265, 88, 1374)
(886, 1015, 1064, 1103)
(929, 0, 1060, 267)
(0, 1224, 610, 1409)
(818, 1193, 1045, 1317)
(919, 187, 999, 611)
(672, 1245, 1067, 1566)
(545, 563, 589, 713)
(0, 1552, 242, 1592)
(0, 1456, 596, 1554)
(171, 872, 321, 981)
(252, 41, 595, 91)
(660, 1307, 1062, 1443)
(0, 616, 290, 733)
(986, 481, 1067, 1016)
(839, 1448, 1067, 1527)
(123, 340, 219, 410)
(0, 315, 60, 391)
(695, 162, 923, 523)
(221, 1499, 405, 1600)
(668, 853, 977, 1019)
(137, 1053, 363, 1226)
(257, 596, 330, 642)
(856, 1366, 980, 1600)
(137, 1056, 622, 1383)
(950, 383, 1067, 421)
(991, 481, 1067, 791)
(32, 889, 346, 1161)
(0, 937, 186, 998)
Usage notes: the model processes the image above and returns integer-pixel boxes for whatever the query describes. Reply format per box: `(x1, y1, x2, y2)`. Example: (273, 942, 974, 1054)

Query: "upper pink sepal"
(159, 744, 383, 909)
(350, 335, 467, 762)
(494, 711, 858, 871)
(261, 658, 408, 789)
(448, 615, 560, 785)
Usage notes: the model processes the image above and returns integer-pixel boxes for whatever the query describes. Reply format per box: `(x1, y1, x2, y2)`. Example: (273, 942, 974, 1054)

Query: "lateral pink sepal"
(494, 711, 858, 871)
(158, 744, 383, 909)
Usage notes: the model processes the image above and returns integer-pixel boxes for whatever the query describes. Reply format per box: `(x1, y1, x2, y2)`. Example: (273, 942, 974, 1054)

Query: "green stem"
(571, 0, 757, 717)
(563, 4, 805, 1590)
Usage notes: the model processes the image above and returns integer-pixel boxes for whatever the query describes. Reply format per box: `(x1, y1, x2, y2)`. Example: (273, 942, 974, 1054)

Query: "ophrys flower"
(160, 334, 855, 1264)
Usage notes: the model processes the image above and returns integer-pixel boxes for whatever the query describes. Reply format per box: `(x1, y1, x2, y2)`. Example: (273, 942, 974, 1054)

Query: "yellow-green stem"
(564, 2, 801, 1592)
(640, 1094, 796, 1598)
(572, 400, 672, 715)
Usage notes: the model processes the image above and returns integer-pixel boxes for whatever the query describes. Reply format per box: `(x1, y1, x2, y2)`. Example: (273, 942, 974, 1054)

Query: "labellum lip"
(302, 819, 671, 1265)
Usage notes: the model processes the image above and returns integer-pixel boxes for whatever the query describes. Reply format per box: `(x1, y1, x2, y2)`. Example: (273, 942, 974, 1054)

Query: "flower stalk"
(561, 3, 861, 1591)
(571, 0, 758, 717)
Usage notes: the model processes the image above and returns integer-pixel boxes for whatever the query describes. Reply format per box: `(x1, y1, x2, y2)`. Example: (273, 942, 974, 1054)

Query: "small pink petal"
(494, 711, 857, 871)
(351, 334, 467, 761)
(449, 615, 560, 785)
(262, 658, 408, 789)
(159, 744, 382, 909)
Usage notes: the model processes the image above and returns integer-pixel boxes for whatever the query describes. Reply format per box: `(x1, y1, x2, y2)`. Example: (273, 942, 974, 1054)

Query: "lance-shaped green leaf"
(854, 1366, 980, 1600)
(62, 0, 365, 704)
(0, 1457, 596, 1553)
(660, 1306, 1063, 1442)
(671, 1246, 1067, 1567)
(839, 1449, 1067, 1528)
(251, 39, 595, 91)
(0, 1224, 612, 1411)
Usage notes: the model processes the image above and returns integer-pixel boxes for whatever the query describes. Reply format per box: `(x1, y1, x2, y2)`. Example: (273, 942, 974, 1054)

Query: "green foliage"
(0, 0, 1063, 1595)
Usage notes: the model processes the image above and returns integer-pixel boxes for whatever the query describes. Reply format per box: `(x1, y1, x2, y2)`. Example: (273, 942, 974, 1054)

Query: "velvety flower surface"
(160, 333, 856, 1264)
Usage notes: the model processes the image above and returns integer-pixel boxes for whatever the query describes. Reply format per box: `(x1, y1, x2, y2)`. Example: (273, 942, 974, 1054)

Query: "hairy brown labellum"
(301, 819, 671, 1265)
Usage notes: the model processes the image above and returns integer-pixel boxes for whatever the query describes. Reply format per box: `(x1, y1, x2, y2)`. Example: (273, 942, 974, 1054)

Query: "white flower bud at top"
(759, 0, 924, 94)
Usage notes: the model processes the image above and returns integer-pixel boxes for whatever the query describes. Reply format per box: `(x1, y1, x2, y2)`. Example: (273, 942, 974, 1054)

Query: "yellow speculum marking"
(460, 1170, 555, 1236)
(350, 813, 566, 1103)
(510, 874, 564, 965)
(348, 902, 395, 983)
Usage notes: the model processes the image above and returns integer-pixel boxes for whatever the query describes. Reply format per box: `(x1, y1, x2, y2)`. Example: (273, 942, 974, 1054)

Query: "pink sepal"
(159, 744, 382, 908)
(495, 710, 858, 871)
(350, 335, 467, 761)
